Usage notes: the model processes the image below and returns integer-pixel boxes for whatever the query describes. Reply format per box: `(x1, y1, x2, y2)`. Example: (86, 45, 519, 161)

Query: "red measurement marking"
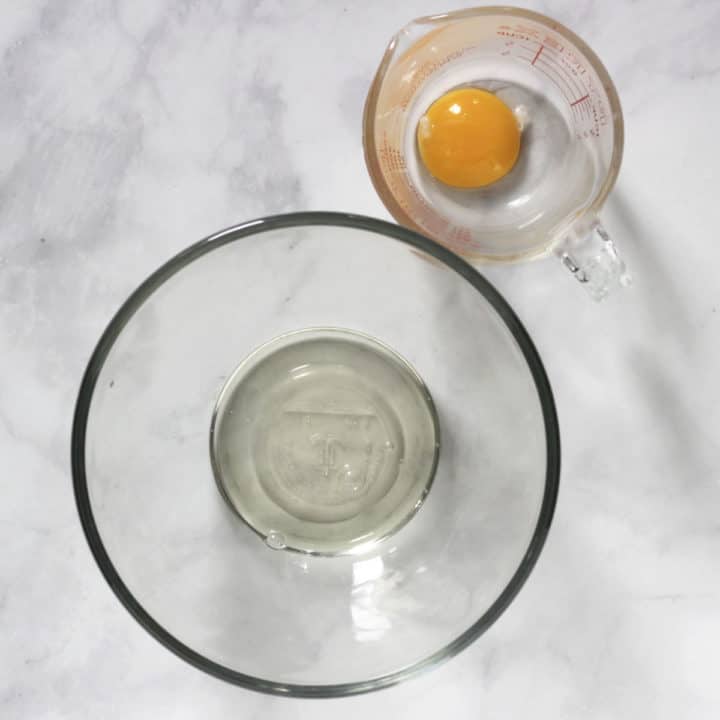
(531, 44, 544, 65)
(536, 55, 580, 105)
(533, 64, 573, 105)
(570, 93, 590, 107)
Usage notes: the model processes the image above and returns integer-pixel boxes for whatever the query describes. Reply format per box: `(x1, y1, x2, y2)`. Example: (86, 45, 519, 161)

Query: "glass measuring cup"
(364, 6, 628, 299)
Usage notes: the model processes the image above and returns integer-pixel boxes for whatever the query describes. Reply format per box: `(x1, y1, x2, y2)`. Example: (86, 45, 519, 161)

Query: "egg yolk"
(417, 88, 521, 188)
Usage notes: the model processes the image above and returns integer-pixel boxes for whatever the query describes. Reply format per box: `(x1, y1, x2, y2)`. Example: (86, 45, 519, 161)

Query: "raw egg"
(417, 88, 521, 188)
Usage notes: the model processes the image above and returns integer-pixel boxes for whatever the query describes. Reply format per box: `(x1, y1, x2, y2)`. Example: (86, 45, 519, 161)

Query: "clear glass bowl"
(72, 212, 560, 697)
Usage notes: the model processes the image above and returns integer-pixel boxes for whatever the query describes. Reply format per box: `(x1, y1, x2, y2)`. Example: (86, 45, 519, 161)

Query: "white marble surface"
(2, 0, 720, 717)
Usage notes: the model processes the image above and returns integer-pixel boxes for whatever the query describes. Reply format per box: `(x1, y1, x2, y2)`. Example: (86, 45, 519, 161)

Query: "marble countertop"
(2, 0, 719, 717)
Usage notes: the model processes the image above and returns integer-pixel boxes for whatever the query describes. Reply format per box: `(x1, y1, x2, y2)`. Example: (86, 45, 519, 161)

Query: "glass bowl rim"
(71, 211, 560, 698)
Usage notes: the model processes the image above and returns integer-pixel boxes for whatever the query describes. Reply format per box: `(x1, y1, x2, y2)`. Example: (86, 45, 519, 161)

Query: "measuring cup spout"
(556, 220, 631, 301)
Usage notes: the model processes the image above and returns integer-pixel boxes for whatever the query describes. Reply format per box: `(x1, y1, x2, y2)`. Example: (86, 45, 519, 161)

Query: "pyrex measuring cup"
(364, 6, 628, 299)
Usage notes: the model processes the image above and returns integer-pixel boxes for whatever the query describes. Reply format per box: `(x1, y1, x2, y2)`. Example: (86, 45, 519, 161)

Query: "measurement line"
(535, 55, 580, 105)
(570, 93, 590, 107)
(531, 44, 544, 65)
(538, 54, 587, 101)
(533, 64, 573, 105)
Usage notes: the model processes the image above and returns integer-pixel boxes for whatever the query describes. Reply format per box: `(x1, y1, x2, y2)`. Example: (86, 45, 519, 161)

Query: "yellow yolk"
(417, 88, 521, 188)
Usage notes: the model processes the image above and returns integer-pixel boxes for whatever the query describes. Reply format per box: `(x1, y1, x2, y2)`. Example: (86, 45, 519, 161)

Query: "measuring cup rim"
(363, 5, 624, 262)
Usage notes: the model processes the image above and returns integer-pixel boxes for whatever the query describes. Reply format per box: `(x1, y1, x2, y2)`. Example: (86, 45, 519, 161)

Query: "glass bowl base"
(210, 327, 440, 555)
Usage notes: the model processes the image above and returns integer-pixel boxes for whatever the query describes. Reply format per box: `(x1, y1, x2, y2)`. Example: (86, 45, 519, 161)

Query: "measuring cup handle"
(555, 219, 631, 301)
